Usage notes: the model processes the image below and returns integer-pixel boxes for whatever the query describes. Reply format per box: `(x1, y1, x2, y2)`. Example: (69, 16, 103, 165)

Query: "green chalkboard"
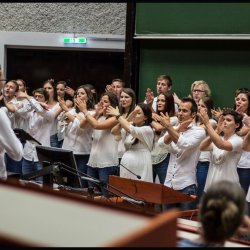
(136, 3, 250, 35)
(138, 39, 250, 108)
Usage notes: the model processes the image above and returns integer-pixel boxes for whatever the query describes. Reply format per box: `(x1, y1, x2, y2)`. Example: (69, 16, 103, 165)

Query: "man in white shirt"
(158, 97, 206, 210)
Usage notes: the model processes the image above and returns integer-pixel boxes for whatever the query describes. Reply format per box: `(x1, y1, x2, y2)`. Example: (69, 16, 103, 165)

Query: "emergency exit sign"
(63, 37, 87, 44)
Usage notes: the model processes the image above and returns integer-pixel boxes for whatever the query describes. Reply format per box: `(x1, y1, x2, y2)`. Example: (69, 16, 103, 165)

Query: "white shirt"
(237, 150, 250, 169)
(120, 125, 154, 182)
(23, 99, 55, 161)
(62, 108, 94, 155)
(204, 133, 243, 192)
(198, 119, 217, 162)
(151, 116, 178, 165)
(0, 109, 23, 179)
(49, 102, 60, 136)
(14, 98, 33, 130)
(158, 123, 206, 190)
(87, 116, 118, 168)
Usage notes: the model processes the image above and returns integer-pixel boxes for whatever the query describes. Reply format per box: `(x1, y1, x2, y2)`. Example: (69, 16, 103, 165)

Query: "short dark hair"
(32, 88, 49, 101)
(222, 108, 243, 132)
(181, 96, 198, 114)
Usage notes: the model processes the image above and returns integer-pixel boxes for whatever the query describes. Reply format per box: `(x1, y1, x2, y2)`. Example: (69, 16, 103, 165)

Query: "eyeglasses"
(34, 94, 44, 99)
(192, 89, 205, 93)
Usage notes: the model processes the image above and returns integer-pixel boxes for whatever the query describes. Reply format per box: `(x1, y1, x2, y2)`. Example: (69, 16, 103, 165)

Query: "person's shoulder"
(177, 238, 201, 247)
(178, 238, 213, 247)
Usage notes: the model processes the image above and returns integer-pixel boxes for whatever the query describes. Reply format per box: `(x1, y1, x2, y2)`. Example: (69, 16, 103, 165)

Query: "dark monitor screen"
(36, 146, 82, 188)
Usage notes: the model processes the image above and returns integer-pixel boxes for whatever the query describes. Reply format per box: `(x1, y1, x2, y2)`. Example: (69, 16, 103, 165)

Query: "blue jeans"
(5, 153, 23, 175)
(196, 161, 209, 201)
(22, 158, 43, 183)
(50, 134, 63, 148)
(162, 184, 198, 211)
(237, 168, 250, 195)
(153, 154, 170, 184)
(87, 166, 117, 197)
(74, 154, 90, 188)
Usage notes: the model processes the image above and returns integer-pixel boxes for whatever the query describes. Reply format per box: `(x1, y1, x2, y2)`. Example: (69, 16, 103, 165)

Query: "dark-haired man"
(158, 97, 206, 210)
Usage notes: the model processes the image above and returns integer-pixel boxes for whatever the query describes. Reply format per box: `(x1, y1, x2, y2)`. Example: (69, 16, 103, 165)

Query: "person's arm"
(144, 88, 154, 112)
(0, 110, 23, 161)
(236, 215, 250, 237)
(199, 109, 233, 151)
(106, 106, 139, 133)
(173, 92, 181, 106)
(242, 127, 250, 151)
(79, 99, 118, 130)
(159, 112, 195, 144)
(211, 107, 223, 121)
(3, 100, 16, 113)
(151, 113, 165, 132)
(111, 122, 122, 136)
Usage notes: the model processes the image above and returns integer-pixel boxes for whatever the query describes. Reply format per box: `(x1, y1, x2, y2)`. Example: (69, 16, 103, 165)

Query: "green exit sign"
(63, 37, 87, 44)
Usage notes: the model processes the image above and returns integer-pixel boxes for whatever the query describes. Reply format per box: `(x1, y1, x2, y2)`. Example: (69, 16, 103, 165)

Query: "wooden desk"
(0, 180, 178, 247)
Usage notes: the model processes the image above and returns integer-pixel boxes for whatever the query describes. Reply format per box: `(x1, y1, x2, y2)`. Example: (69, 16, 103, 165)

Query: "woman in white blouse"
(58, 85, 95, 188)
(78, 91, 119, 197)
(199, 108, 243, 191)
(107, 102, 154, 182)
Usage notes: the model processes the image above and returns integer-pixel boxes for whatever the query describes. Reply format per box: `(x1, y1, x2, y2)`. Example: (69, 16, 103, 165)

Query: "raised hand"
(58, 96, 68, 111)
(16, 91, 30, 100)
(105, 84, 114, 93)
(173, 92, 181, 106)
(106, 106, 120, 117)
(216, 114, 224, 134)
(211, 107, 222, 120)
(145, 88, 154, 106)
(198, 108, 210, 125)
(39, 102, 50, 110)
(178, 118, 193, 132)
(159, 112, 171, 129)
(75, 98, 87, 113)
(152, 112, 161, 122)
(242, 113, 250, 127)
(95, 101, 104, 116)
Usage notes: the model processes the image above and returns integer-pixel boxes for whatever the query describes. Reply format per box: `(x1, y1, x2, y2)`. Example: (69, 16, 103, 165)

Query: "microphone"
(54, 162, 146, 209)
(119, 163, 141, 180)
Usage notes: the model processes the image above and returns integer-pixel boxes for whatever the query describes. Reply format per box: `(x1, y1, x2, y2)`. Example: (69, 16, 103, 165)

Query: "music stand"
(22, 146, 82, 189)
(13, 128, 41, 145)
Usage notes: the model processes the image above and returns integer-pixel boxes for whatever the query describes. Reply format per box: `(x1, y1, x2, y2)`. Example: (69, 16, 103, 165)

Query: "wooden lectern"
(108, 175, 196, 205)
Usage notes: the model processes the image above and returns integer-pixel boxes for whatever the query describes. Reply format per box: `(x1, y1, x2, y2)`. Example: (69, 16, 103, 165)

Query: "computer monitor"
(36, 145, 82, 188)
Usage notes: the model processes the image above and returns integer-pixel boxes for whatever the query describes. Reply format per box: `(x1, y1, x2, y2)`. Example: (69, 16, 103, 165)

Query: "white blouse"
(0, 109, 23, 179)
(204, 133, 243, 192)
(87, 116, 118, 168)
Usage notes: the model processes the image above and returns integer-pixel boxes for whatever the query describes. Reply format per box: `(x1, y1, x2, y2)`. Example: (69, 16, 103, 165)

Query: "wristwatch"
(116, 114, 121, 120)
